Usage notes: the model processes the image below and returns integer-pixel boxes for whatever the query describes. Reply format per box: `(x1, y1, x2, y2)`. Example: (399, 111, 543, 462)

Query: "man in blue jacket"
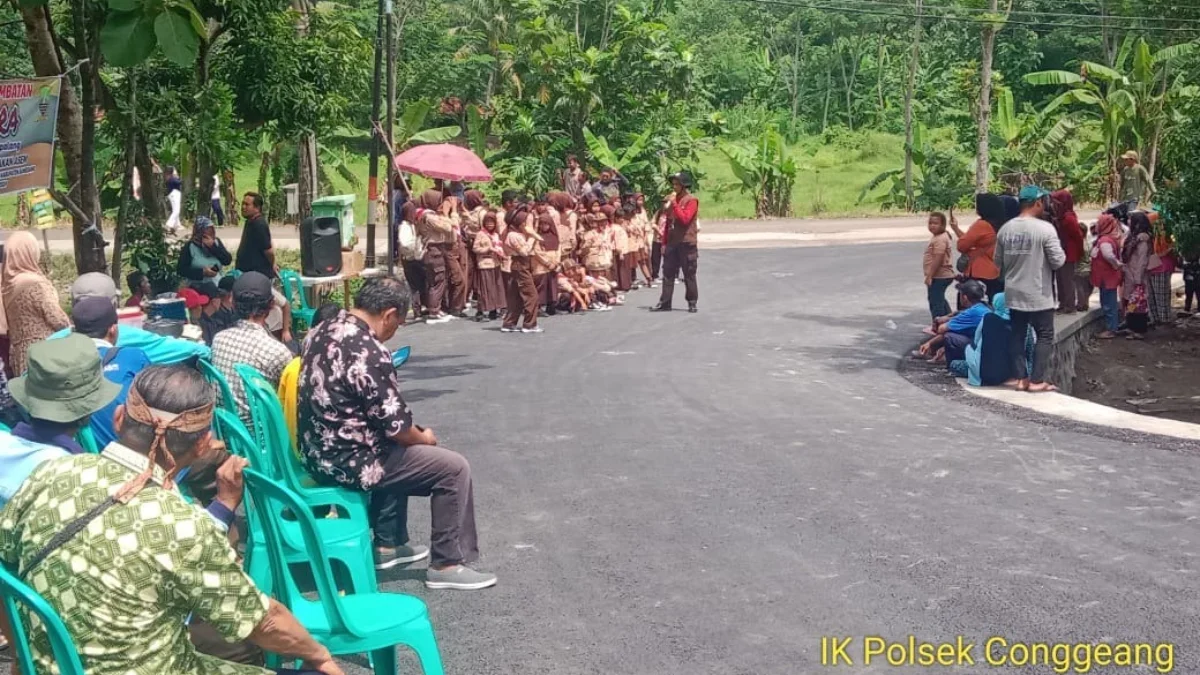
(71, 296, 153, 448)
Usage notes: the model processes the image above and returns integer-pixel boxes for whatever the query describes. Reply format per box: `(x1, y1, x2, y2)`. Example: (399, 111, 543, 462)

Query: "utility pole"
(975, 0, 1001, 192)
(365, 0, 386, 268)
(903, 0, 923, 211)
(385, 0, 397, 276)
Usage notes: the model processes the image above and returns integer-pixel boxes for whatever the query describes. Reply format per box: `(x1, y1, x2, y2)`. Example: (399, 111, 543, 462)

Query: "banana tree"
(1024, 36, 1197, 199)
(720, 126, 798, 218)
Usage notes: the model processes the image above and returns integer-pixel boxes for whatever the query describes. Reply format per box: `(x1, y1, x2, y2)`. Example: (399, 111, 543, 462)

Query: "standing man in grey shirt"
(995, 185, 1066, 392)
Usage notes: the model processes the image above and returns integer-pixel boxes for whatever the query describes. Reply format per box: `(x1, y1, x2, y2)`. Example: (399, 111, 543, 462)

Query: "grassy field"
(2, 131, 907, 227)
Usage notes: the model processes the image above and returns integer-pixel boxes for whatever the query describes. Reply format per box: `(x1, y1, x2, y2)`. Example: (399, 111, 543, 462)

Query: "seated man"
(212, 272, 295, 427)
(71, 296, 152, 448)
(52, 272, 212, 364)
(200, 275, 239, 345)
(0, 365, 346, 675)
(916, 279, 990, 363)
(298, 278, 496, 590)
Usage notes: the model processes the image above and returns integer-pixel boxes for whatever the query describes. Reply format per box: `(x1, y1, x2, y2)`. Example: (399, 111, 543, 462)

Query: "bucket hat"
(9, 333, 121, 423)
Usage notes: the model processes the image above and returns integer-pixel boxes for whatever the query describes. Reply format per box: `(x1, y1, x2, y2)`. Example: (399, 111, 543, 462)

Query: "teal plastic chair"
(234, 364, 370, 522)
(198, 359, 239, 417)
(74, 426, 100, 454)
(279, 269, 317, 333)
(392, 346, 411, 369)
(0, 564, 87, 675)
(232, 366, 376, 595)
(243, 470, 444, 675)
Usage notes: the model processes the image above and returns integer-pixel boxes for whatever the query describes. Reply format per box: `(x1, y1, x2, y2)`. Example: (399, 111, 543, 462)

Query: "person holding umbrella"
(651, 172, 700, 314)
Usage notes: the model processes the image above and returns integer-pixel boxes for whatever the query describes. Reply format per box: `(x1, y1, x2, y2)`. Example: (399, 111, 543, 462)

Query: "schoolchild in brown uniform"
(412, 190, 460, 323)
(547, 191, 578, 264)
(461, 190, 489, 305)
(472, 210, 506, 321)
(580, 205, 613, 281)
(501, 200, 543, 333)
(631, 194, 655, 287)
(651, 172, 700, 313)
(611, 208, 634, 292)
(532, 207, 561, 316)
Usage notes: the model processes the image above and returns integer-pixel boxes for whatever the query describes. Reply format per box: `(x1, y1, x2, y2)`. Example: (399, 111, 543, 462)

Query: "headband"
(114, 384, 214, 503)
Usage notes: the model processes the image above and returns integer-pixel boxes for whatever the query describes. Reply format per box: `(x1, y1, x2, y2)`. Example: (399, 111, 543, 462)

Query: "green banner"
(0, 78, 61, 196)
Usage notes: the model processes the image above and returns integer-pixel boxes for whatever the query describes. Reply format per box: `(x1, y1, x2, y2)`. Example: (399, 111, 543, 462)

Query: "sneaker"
(425, 565, 498, 590)
(521, 326, 544, 333)
(500, 326, 519, 333)
(426, 314, 451, 325)
(374, 544, 430, 570)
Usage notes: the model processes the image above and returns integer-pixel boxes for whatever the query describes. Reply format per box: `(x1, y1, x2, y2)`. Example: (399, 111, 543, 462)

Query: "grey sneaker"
(500, 326, 518, 333)
(521, 326, 544, 333)
(425, 565, 498, 590)
(374, 544, 430, 570)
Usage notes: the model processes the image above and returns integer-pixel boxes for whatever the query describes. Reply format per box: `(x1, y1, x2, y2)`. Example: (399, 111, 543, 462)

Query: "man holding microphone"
(651, 172, 700, 314)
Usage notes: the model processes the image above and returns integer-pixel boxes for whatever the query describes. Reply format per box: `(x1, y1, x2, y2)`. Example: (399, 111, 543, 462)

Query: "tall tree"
(903, 0, 923, 209)
(976, 4, 1004, 192)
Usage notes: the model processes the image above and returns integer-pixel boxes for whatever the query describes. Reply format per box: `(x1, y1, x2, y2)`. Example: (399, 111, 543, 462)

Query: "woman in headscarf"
(532, 207, 562, 316)
(471, 210, 506, 321)
(2, 231, 70, 375)
(414, 189, 463, 323)
(1090, 213, 1124, 338)
(399, 200, 426, 320)
(1146, 211, 1176, 326)
(950, 193, 1004, 300)
(547, 191, 578, 264)
(502, 197, 542, 333)
(461, 189, 488, 306)
(176, 216, 232, 286)
(1120, 211, 1153, 339)
(1050, 190, 1085, 314)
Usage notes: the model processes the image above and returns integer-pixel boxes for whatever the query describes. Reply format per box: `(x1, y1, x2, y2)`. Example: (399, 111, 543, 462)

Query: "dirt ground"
(1073, 315, 1200, 425)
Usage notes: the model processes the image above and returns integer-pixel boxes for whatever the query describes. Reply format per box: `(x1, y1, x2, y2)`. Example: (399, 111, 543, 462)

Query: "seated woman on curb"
(947, 292, 1034, 386)
(914, 279, 991, 363)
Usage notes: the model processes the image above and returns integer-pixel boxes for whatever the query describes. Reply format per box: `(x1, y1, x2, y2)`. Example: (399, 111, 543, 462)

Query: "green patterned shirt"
(0, 444, 271, 675)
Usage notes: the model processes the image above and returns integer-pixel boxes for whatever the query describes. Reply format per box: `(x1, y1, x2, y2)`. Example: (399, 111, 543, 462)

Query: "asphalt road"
(363, 243, 1200, 675)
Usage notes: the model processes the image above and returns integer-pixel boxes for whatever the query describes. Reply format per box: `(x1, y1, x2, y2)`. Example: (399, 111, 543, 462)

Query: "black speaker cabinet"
(300, 216, 343, 277)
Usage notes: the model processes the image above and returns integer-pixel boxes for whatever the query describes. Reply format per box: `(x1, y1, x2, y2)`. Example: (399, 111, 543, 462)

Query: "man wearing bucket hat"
(995, 185, 1066, 393)
(651, 171, 701, 314)
(1118, 150, 1154, 208)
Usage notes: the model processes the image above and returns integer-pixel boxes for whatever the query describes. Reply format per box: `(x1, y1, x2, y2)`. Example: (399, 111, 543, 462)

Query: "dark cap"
(233, 271, 273, 302)
(71, 295, 119, 337)
(218, 275, 237, 294)
(669, 171, 693, 189)
(956, 279, 988, 303)
(193, 281, 219, 301)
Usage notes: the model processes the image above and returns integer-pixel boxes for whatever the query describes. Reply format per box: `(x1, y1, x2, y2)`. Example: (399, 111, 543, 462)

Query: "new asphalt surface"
(368, 243, 1200, 675)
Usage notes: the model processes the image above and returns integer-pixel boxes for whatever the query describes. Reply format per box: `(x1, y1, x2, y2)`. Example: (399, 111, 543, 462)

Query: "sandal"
(1026, 382, 1058, 393)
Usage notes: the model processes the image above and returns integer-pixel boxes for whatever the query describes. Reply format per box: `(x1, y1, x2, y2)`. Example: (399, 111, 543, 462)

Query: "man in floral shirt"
(298, 278, 496, 591)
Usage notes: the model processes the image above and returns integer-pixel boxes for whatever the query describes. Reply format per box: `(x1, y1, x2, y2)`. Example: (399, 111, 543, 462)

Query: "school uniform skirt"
(474, 266, 505, 313)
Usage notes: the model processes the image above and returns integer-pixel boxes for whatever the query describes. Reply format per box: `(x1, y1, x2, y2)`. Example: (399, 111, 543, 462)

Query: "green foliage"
(99, 0, 207, 67)
(719, 126, 797, 217)
(859, 125, 971, 211)
(121, 202, 180, 294)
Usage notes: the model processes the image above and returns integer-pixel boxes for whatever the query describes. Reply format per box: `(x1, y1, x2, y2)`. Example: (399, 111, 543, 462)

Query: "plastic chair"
(392, 346, 411, 369)
(233, 365, 376, 595)
(279, 269, 317, 333)
(0, 563, 87, 675)
(243, 470, 444, 675)
(198, 359, 239, 417)
(75, 426, 100, 453)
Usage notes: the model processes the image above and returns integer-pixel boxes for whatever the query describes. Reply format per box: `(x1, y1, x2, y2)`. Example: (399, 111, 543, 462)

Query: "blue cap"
(1018, 185, 1049, 202)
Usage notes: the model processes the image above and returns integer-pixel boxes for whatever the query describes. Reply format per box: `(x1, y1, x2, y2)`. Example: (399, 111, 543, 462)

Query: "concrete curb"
(953, 275, 1200, 441)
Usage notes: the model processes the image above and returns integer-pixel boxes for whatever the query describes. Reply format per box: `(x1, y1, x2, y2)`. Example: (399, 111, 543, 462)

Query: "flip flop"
(1027, 382, 1058, 393)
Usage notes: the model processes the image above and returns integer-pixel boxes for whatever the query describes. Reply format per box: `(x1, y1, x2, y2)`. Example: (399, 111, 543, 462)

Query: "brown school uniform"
(502, 229, 539, 329)
(612, 222, 633, 291)
(580, 227, 612, 276)
(417, 210, 460, 314)
(473, 230, 506, 313)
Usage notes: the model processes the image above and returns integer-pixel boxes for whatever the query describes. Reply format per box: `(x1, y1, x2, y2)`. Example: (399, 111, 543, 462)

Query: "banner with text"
(0, 78, 61, 196)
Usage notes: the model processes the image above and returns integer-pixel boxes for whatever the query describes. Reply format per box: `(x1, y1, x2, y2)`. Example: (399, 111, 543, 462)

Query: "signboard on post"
(0, 77, 61, 196)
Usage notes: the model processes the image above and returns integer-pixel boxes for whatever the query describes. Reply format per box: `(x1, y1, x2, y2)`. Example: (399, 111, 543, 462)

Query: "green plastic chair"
(279, 269, 317, 333)
(232, 366, 376, 595)
(75, 425, 100, 454)
(198, 359, 239, 417)
(243, 470, 444, 675)
(0, 563, 87, 675)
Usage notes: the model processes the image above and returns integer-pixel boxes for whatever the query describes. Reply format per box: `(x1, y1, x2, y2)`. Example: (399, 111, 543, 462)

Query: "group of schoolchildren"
(398, 178, 665, 333)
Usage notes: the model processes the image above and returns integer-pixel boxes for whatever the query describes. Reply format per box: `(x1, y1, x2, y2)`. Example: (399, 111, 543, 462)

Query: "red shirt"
(665, 194, 699, 246)
(1056, 212, 1085, 263)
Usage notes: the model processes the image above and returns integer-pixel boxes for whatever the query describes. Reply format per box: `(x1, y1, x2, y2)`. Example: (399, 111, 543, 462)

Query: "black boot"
(650, 302, 672, 312)
(688, 302, 698, 313)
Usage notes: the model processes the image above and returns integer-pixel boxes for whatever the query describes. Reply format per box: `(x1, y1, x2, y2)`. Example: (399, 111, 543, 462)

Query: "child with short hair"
(126, 271, 152, 308)
(923, 211, 955, 322)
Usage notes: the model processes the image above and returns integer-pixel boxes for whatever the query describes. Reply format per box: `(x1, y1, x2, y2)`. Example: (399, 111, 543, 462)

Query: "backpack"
(399, 220, 424, 261)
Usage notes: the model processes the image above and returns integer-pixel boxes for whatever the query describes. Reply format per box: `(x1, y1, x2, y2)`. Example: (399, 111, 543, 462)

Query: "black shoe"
(650, 303, 672, 312)
(688, 303, 698, 313)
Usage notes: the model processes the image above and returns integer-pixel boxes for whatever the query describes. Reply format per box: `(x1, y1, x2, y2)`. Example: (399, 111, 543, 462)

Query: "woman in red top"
(1090, 213, 1124, 338)
(950, 193, 1004, 300)
(1050, 189, 1085, 313)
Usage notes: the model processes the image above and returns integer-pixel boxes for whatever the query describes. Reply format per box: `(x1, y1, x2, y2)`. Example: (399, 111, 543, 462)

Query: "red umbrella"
(393, 143, 492, 182)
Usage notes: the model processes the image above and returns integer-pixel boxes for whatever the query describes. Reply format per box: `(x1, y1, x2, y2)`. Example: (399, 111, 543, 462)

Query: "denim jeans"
(927, 278, 953, 320)
(1099, 287, 1119, 332)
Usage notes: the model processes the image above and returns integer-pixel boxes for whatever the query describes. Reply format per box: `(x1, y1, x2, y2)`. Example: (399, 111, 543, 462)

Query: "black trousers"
(658, 243, 698, 307)
(1186, 278, 1198, 312)
(1009, 308, 1055, 383)
(402, 258, 426, 317)
(650, 242, 663, 279)
(370, 443, 480, 567)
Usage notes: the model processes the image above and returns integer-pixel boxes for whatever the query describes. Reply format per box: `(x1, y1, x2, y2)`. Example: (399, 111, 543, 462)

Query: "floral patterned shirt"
(298, 311, 413, 489)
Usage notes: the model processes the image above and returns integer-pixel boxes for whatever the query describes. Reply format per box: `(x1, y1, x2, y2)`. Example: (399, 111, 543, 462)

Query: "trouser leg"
(370, 443, 479, 567)
(447, 243, 468, 312)
(423, 245, 448, 313)
(651, 242, 662, 279)
(518, 265, 539, 328)
(681, 243, 699, 304)
(1009, 309, 1032, 381)
(1056, 262, 1077, 310)
(1027, 309, 1056, 383)
(658, 245, 681, 307)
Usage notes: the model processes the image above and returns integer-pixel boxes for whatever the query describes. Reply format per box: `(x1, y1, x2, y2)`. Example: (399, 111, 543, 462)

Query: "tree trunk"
(19, 5, 100, 272)
(789, 29, 802, 125)
(1147, 60, 1169, 183)
(69, 0, 104, 273)
(135, 136, 164, 223)
(975, 3, 999, 193)
(822, 59, 833, 133)
(196, 43, 213, 219)
(294, 0, 317, 224)
(903, 0, 924, 210)
(365, 0, 387, 267)
(386, 4, 397, 274)
(112, 72, 137, 290)
(839, 47, 853, 132)
(876, 41, 886, 127)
